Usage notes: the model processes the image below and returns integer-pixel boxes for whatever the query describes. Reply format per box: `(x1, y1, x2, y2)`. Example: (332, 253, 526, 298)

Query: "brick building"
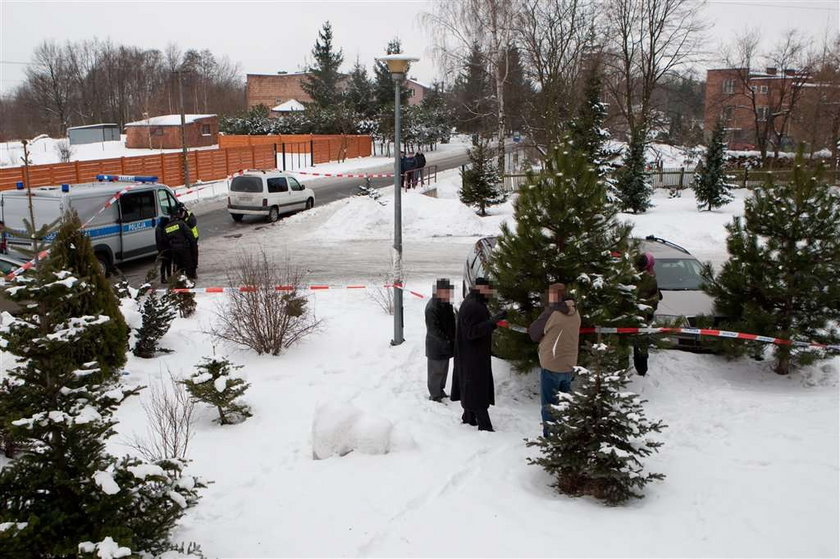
(704, 67, 814, 150)
(247, 72, 431, 110)
(124, 114, 218, 149)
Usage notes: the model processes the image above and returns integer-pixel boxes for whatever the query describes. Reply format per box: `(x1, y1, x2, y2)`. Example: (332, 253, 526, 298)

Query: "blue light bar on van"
(96, 175, 158, 183)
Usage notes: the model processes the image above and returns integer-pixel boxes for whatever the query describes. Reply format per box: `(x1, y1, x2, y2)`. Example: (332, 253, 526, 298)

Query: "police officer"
(164, 214, 197, 280)
(155, 215, 173, 283)
(177, 202, 199, 268)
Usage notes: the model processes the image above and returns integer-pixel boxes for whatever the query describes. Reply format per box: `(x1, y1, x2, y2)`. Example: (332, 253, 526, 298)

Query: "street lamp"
(376, 54, 418, 346)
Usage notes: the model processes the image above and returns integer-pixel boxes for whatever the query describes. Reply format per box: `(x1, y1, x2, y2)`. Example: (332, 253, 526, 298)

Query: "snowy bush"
(169, 273, 197, 318)
(212, 250, 321, 355)
(312, 402, 394, 460)
(54, 139, 73, 163)
(527, 342, 666, 505)
(182, 356, 251, 425)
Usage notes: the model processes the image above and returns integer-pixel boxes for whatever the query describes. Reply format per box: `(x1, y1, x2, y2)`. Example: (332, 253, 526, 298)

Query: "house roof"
(124, 114, 216, 127)
(67, 123, 119, 130)
(407, 78, 433, 90)
(272, 99, 306, 112)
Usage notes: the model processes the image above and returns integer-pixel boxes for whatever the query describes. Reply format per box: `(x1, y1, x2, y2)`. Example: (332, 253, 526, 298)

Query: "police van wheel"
(267, 206, 280, 223)
(230, 213, 244, 223)
(95, 254, 111, 277)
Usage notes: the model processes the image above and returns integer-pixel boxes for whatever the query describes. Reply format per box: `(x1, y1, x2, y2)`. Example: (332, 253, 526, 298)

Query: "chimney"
(766, 67, 777, 75)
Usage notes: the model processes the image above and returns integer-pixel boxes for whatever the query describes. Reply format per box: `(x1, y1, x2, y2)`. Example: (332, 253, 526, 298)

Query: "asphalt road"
(118, 145, 474, 283)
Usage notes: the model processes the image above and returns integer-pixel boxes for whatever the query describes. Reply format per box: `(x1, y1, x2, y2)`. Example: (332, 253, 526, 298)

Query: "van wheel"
(267, 206, 280, 223)
(462, 281, 467, 299)
(95, 253, 111, 277)
(305, 198, 314, 210)
(231, 213, 244, 223)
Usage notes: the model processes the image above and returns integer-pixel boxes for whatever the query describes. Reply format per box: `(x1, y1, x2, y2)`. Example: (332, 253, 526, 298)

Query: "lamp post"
(376, 54, 418, 346)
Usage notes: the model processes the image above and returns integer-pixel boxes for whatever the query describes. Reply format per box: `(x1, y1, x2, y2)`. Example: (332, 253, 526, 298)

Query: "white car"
(228, 170, 315, 223)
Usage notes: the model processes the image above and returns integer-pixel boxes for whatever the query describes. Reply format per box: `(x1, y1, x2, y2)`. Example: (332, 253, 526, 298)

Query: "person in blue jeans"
(527, 283, 581, 436)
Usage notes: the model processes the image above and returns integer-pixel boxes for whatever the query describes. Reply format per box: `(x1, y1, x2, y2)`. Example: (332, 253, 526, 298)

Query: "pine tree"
(615, 132, 653, 213)
(133, 289, 177, 358)
(459, 140, 506, 216)
(169, 272, 197, 319)
(692, 121, 734, 211)
(346, 59, 375, 119)
(702, 149, 840, 375)
(302, 21, 345, 108)
(502, 44, 532, 134)
(527, 340, 666, 505)
(0, 225, 201, 555)
(489, 143, 644, 372)
(182, 357, 251, 425)
(452, 42, 492, 136)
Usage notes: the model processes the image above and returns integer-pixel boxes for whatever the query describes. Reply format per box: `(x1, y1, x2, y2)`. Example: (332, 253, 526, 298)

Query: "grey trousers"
(427, 358, 450, 400)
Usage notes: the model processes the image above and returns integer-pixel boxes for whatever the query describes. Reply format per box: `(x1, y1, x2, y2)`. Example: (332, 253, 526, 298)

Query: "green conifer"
(182, 357, 251, 425)
(692, 121, 734, 211)
(459, 140, 506, 216)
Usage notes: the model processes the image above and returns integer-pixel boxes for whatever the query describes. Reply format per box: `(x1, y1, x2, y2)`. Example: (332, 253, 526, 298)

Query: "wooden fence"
(0, 134, 373, 191)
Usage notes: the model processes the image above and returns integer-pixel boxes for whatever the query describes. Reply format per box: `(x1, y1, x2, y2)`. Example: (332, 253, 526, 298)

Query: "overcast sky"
(1, 0, 838, 94)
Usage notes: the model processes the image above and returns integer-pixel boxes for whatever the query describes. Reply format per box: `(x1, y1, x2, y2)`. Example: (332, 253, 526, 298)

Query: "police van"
(0, 175, 180, 274)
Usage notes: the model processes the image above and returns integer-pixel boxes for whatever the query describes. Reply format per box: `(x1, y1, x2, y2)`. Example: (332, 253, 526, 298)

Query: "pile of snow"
(311, 402, 395, 459)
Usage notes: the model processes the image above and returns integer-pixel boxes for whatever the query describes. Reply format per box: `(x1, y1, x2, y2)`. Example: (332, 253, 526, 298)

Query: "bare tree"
(24, 41, 75, 135)
(602, 0, 705, 144)
(128, 371, 196, 462)
(515, 0, 596, 150)
(425, 0, 520, 171)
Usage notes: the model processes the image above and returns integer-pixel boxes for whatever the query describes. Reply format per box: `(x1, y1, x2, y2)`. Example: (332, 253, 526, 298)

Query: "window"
(157, 189, 179, 216)
(120, 191, 157, 222)
(201, 124, 211, 136)
(759, 85, 768, 94)
(723, 79, 736, 94)
(655, 259, 705, 290)
(151, 127, 165, 136)
(757, 107, 770, 121)
(722, 105, 735, 121)
(288, 177, 304, 191)
(230, 176, 263, 193)
(267, 177, 288, 193)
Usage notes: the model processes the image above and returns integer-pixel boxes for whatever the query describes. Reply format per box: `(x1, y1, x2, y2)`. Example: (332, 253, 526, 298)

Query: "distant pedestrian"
(452, 277, 506, 432)
(415, 151, 426, 186)
(634, 252, 661, 375)
(155, 216, 172, 284)
(164, 215, 197, 280)
(400, 152, 410, 190)
(528, 283, 581, 436)
(405, 154, 417, 189)
(425, 278, 456, 402)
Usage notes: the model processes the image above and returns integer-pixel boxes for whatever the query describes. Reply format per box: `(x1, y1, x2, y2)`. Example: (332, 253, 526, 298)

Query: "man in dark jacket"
(426, 278, 456, 402)
(164, 215, 197, 280)
(634, 252, 661, 375)
(452, 277, 506, 431)
(155, 216, 172, 283)
(415, 151, 426, 186)
(177, 202, 199, 268)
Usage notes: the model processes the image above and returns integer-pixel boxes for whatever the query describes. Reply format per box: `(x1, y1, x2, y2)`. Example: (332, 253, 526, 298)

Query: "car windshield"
(230, 176, 263, 193)
(654, 258, 705, 290)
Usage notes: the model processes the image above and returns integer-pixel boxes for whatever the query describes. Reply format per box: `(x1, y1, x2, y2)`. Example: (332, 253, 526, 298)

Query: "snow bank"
(311, 402, 394, 460)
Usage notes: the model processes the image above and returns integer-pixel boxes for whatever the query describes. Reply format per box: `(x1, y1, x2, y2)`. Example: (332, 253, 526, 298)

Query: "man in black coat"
(415, 151, 426, 186)
(425, 278, 456, 402)
(155, 216, 172, 284)
(163, 215, 197, 280)
(451, 277, 506, 431)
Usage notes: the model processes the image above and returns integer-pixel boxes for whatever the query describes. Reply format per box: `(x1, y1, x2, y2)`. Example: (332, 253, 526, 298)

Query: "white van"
(228, 170, 315, 223)
(0, 175, 180, 274)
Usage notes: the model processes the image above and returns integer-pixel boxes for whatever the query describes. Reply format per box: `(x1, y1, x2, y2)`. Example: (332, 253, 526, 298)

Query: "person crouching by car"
(425, 279, 456, 402)
(451, 278, 506, 432)
(528, 283, 581, 437)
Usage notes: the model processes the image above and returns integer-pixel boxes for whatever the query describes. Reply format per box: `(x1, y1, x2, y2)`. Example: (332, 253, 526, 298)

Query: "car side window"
(120, 191, 157, 222)
(288, 177, 304, 191)
(0, 259, 16, 273)
(267, 177, 289, 193)
(157, 189, 178, 216)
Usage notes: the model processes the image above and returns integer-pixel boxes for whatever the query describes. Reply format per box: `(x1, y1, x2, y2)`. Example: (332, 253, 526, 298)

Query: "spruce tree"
(502, 45, 532, 134)
(182, 357, 251, 425)
(489, 143, 644, 372)
(0, 225, 201, 555)
(169, 272, 197, 319)
(702, 149, 840, 375)
(373, 38, 410, 109)
(302, 21, 344, 108)
(459, 139, 506, 216)
(452, 42, 492, 136)
(346, 59, 375, 119)
(569, 65, 614, 182)
(133, 289, 177, 358)
(615, 133, 653, 213)
(527, 340, 665, 505)
(692, 121, 734, 211)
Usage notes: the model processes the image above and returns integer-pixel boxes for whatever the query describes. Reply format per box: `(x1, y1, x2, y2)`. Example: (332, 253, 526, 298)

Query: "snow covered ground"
(2, 166, 838, 557)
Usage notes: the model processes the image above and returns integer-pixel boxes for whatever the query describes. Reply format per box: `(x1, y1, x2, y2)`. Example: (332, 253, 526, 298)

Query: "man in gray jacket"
(528, 283, 581, 436)
(425, 279, 456, 402)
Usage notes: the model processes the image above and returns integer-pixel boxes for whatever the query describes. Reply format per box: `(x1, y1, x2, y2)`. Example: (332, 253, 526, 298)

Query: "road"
(119, 145, 476, 284)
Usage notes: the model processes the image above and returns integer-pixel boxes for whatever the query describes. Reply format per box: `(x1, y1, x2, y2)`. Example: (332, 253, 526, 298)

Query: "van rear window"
(230, 176, 263, 193)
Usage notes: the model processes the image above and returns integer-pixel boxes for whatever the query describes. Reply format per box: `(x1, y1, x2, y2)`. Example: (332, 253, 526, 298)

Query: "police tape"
(291, 170, 395, 179)
(156, 282, 840, 352)
(174, 184, 216, 198)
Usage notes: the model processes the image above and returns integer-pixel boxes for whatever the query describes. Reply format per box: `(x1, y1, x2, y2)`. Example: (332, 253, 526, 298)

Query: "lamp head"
(376, 54, 419, 78)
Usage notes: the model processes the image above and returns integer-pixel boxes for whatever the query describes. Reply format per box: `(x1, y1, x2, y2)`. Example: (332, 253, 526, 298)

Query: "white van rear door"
(229, 176, 264, 209)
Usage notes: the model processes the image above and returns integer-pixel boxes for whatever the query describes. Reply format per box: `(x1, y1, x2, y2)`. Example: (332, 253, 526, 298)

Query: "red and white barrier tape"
(291, 170, 395, 179)
(174, 183, 216, 198)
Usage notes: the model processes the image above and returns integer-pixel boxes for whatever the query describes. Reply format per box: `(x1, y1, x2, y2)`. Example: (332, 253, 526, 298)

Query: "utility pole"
(176, 69, 191, 188)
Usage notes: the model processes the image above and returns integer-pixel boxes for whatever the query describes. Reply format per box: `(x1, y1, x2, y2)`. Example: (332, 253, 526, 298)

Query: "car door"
(287, 176, 307, 210)
(117, 190, 158, 261)
(266, 177, 293, 213)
